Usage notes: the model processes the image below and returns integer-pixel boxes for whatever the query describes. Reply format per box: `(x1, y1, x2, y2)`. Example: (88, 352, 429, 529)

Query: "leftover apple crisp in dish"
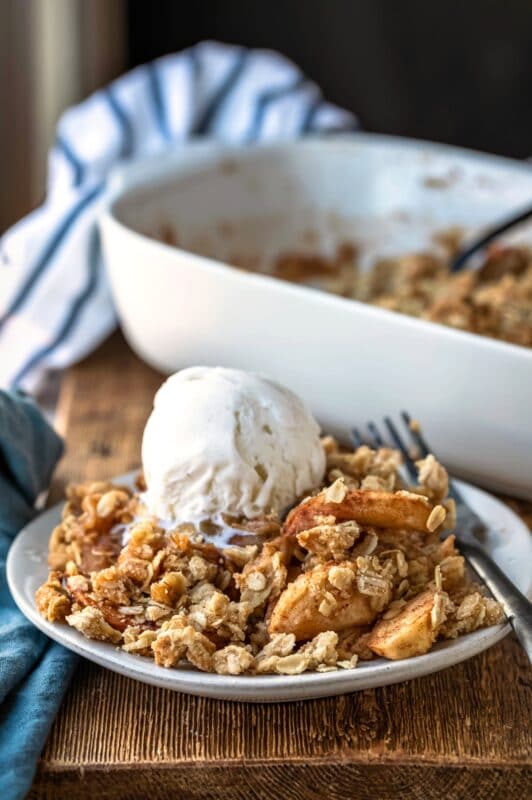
(36, 369, 503, 677)
(252, 239, 532, 349)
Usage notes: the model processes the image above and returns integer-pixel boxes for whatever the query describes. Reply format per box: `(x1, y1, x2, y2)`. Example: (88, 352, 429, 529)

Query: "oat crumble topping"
(257, 240, 532, 348)
(35, 441, 504, 674)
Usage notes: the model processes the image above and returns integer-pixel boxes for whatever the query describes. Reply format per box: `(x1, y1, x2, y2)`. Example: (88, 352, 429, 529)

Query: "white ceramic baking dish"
(100, 134, 532, 499)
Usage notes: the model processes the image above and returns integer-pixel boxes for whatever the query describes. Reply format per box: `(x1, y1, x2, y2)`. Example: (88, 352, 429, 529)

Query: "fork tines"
(354, 413, 463, 504)
(352, 413, 431, 484)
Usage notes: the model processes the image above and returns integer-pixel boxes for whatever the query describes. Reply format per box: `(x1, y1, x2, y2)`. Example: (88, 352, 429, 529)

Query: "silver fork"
(352, 412, 532, 664)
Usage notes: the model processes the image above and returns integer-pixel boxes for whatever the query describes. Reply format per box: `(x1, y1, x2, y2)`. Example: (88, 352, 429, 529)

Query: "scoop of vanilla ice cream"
(141, 367, 326, 522)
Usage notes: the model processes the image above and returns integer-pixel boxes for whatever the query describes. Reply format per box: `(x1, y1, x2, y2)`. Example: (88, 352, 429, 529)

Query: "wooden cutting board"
(29, 333, 532, 800)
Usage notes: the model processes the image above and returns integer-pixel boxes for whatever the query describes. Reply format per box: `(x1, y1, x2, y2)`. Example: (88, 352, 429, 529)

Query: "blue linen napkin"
(0, 40, 356, 394)
(0, 391, 77, 799)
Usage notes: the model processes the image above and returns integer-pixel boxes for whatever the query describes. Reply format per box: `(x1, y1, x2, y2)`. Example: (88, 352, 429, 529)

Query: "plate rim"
(7, 473, 529, 701)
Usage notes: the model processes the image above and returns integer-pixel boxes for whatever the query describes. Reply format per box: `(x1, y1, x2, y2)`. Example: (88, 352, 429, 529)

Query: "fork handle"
(460, 542, 532, 664)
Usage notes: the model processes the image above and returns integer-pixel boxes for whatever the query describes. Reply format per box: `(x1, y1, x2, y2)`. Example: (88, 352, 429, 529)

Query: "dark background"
(127, 0, 532, 158)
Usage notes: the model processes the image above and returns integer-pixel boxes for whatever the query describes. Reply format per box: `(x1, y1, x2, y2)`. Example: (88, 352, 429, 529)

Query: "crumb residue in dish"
(231, 234, 532, 348)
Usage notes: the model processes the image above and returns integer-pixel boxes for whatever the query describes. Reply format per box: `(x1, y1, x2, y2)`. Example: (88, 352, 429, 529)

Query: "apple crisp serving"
(36, 439, 503, 675)
(267, 241, 532, 348)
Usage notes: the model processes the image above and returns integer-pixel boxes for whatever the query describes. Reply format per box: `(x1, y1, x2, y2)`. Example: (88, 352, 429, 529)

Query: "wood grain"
(29, 332, 532, 799)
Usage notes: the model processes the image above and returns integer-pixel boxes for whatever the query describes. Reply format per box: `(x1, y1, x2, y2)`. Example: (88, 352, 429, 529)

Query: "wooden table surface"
(29, 333, 531, 800)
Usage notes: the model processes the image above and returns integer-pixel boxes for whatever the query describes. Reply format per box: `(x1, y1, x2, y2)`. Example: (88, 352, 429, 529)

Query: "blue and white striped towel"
(0, 42, 356, 393)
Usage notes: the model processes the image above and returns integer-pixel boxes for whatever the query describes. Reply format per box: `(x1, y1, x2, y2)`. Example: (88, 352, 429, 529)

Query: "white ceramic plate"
(7, 472, 531, 702)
